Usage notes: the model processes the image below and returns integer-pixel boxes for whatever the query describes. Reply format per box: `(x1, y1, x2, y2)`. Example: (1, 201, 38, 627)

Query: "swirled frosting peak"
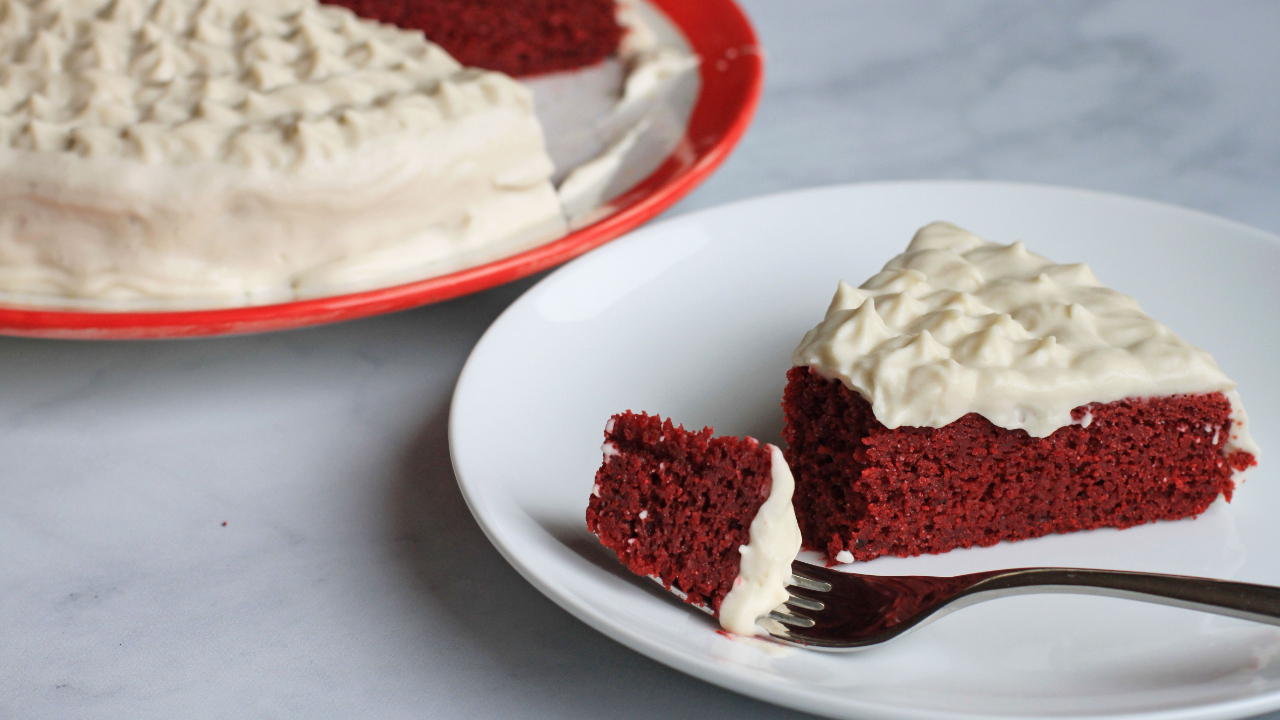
(0, 0, 525, 169)
(793, 222, 1258, 470)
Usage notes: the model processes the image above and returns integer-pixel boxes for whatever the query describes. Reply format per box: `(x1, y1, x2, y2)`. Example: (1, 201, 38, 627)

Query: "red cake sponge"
(322, 0, 625, 77)
(782, 366, 1256, 562)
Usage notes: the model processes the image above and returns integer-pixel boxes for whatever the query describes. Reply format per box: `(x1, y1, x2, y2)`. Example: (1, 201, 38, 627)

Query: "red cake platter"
(0, 0, 761, 339)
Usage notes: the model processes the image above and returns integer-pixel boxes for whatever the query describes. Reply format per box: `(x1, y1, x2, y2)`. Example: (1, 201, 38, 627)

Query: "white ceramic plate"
(449, 181, 1280, 720)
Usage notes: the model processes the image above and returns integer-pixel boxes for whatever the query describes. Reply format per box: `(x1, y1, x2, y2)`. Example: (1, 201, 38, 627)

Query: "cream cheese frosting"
(545, 0, 697, 228)
(0, 0, 565, 304)
(614, 0, 698, 109)
(793, 222, 1259, 478)
(718, 444, 802, 636)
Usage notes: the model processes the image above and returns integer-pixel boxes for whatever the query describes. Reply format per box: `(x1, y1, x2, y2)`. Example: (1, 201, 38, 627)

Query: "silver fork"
(767, 560, 1280, 650)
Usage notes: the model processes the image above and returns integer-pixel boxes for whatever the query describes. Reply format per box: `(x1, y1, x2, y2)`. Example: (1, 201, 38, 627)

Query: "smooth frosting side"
(0, 0, 565, 302)
(553, 0, 697, 227)
(555, 117, 644, 222)
(718, 444, 802, 636)
(614, 0, 698, 109)
(793, 222, 1259, 476)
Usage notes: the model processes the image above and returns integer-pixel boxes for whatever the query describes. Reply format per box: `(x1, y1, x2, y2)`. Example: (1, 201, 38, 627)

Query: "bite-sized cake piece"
(321, 0, 624, 77)
(0, 0, 565, 303)
(787, 222, 1259, 562)
(586, 411, 801, 635)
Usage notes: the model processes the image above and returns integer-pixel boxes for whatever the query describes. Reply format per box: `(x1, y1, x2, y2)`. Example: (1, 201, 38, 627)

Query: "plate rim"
(449, 179, 1280, 720)
(0, 0, 762, 340)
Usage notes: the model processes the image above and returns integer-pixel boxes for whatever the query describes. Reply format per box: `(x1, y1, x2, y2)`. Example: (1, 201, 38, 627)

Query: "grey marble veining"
(685, 0, 1280, 235)
(2, 2, 1279, 719)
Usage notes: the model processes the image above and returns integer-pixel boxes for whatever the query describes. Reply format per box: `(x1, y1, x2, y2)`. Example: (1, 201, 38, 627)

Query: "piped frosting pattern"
(0, 0, 565, 303)
(793, 222, 1258, 474)
(0, 0, 529, 168)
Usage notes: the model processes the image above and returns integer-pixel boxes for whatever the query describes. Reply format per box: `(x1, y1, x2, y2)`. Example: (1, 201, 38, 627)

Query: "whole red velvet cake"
(786, 222, 1259, 563)
(586, 412, 802, 633)
(321, 0, 624, 76)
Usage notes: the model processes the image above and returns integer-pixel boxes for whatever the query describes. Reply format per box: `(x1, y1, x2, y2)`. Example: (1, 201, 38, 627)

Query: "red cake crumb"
(586, 412, 774, 612)
(322, 0, 624, 77)
(782, 366, 1257, 562)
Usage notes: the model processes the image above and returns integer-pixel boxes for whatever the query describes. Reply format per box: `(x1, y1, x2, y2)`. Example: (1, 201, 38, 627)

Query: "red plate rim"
(0, 0, 761, 340)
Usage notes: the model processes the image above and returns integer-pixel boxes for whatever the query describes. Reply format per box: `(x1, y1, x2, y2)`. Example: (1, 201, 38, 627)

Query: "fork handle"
(966, 568, 1280, 626)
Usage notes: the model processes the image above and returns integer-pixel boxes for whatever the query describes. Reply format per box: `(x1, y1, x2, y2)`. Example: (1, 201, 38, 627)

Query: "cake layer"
(0, 0, 565, 303)
(320, 0, 623, 77)
(586, 411, 801, 634)
(783, 366, 1257, 562)
(792, 222, 1258, 478)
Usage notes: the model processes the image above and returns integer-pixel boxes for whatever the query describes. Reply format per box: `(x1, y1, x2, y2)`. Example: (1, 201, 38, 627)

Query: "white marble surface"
(3, 2, 1279, 718)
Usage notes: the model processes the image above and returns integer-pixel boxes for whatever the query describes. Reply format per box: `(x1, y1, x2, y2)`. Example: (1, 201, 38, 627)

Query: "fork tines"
(790, 572, 832, 592)
(763, 567, 833, 629)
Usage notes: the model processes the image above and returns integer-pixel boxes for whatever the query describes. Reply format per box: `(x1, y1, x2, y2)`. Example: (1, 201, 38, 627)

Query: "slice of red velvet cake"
(321, 0, 625, 76)
(787, 222, 1260, 563)
(586, 412, 801, 634)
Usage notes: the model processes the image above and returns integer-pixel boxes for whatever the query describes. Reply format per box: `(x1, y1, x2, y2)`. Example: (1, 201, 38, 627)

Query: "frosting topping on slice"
(793, 222, 1258, 472)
